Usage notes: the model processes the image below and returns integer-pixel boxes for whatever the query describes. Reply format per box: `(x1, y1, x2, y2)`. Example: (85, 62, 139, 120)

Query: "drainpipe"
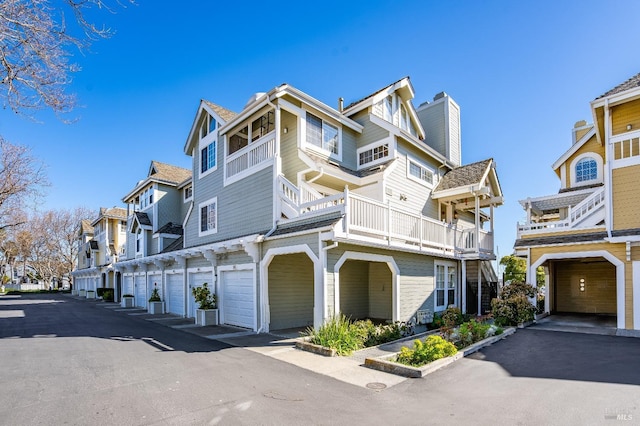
(604, 98, 613, 239)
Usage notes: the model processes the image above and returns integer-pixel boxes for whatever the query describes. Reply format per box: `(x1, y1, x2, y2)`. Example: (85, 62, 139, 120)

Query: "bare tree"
(0, 0, 134, 118)
(0, 138, 48, 231)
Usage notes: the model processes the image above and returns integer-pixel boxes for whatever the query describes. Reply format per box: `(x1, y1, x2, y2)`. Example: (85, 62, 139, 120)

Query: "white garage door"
(167, 273, 184, 316)
(123, 275, 134, 297)
(221, 269, 254, 329)
(135, 275, 147, 308)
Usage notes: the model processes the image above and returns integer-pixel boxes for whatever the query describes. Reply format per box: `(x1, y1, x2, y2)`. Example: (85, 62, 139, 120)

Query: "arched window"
(575, 157, 597, 183)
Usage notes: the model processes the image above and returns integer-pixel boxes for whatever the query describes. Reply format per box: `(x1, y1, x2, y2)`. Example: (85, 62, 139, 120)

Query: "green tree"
(499, 255, 544, 287)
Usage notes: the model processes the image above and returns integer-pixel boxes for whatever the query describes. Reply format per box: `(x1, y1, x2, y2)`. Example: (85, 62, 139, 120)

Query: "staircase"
(569, 187, 605, 228)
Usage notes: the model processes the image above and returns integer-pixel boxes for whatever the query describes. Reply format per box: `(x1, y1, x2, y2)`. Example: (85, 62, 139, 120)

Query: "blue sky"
(1, 0, 640, 266)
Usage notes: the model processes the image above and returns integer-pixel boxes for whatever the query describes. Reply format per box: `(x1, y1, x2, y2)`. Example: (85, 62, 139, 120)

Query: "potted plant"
(86, 289, 96, 299)
(192, 282, 218, 326)
(121, 293, 135, 308)
(148, 283, 165, 314)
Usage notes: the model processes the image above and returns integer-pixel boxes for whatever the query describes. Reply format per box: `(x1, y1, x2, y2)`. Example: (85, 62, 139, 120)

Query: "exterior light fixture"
(579, 278, 585, 292)
(627, 124, 632, 131)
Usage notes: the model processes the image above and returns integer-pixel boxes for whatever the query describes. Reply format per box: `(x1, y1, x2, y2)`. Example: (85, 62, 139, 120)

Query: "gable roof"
(343, 76, 409, 111)
(202, 100, 237, 122)
(154, 222, 183, 236)
(79, 219, 93, 235)
(550, 125, 597, 171)
(434, 159, 493, 191)
(129, 211, 152, 232)
(595, 72, 640, 100)
(149, 161, 191, 184)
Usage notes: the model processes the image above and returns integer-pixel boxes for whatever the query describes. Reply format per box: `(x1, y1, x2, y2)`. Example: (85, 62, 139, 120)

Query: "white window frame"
(301, 110, 342, 161)
(183, 185, 193, 202)
(569, 152, 603, 187)
(135, 228, 144, 257)
(200, 114, 217, 140)
(199, 139, 217, 178)
(434, 260, 457, 312)
(357, 140, 392, 169)
(406, 157, 435, 187)
(198, 196, 218, 237)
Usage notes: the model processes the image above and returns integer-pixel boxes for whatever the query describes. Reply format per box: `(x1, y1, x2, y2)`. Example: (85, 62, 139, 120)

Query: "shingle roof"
(80, 219, 93, 234)
(203, 100, 237, 122)
(155, 222, 183, 236)
(99, 207, 128, 220)
(306, 152, 392, 178)
(433, 159, 492, 192)
(134, 211, 152, 227)
(268, 212, 343, 237)
(595, 72, 640, 100)
(161, 236, 183, 253)
(150, 161, 191, 184)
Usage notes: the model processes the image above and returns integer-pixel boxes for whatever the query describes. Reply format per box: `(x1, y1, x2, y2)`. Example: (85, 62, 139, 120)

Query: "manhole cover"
(366, 382, 387, 390)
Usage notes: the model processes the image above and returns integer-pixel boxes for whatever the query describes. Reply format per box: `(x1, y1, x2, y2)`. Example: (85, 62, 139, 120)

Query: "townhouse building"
(515, 72, 640, 334)
(72, 207, 127, 297)
(112, 77, 502, 332)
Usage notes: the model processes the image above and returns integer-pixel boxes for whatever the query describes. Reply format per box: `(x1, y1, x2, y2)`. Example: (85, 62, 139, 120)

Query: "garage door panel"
(167, 274, 184, 316)
(221, 269, 254, 329)
(135, 275, 146, 308)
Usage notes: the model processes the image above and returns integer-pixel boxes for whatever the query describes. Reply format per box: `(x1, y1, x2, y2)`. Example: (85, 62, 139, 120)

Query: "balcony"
(517, 186, 605, 238)
(278, 177, 494, 259)
(225, 131, 276, 184)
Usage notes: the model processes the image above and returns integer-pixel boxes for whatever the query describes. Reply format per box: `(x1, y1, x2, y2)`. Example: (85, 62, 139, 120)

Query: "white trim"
(198, 196, 218, 237)
(333, 251, 399, 322)
(406, 156, 436, 188)
(260, 245, 321, 333)
(633, 261, 640, 330)
(560, 164, 567, 190)
(301, 109, 343, 162)
(434, 259, 458, 312)
(357, 138, 394, 169)
(217, 263, 257, 331)
(552, 126, 596, 171)
(530, 250, 625, 329)
(198, 138, 218, 179)
(569, 152, 603, 187)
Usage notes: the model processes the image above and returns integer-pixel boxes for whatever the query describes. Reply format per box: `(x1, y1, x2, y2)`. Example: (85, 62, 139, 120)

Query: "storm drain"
(365, 382, 387, 390)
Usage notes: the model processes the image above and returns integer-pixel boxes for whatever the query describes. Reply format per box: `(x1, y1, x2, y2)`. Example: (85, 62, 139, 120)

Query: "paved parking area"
(2, 293, 640, 425)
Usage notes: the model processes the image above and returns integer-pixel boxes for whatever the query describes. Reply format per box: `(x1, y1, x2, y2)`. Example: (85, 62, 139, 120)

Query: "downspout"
(321, 238, 338, 322)
(307, 167, 324, 184)
(267, 96, 282, 238)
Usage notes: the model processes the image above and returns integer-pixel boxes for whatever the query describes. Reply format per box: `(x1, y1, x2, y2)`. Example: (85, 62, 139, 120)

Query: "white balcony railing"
(225, 132, 276, 180)
(277, 177, 493, 258)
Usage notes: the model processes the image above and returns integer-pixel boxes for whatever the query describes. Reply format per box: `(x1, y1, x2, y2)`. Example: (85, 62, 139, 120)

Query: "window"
(199, 197, 217, 235)
(306, 112, 339, 155)
(407, 159, 434, 186)
(359, 143, 389, 166)
(375, 93, 417, 136)
(228, 110, 275, 155)
(229, 126, 249, 155)
(184, 185, 193, 201)
(575, 157, 597, 183)
(119, 221, 127, 233)
(200, 114, 216, 139)
(201, 141, 216, 173)
(136, 229, 143, 254)
(435, 262, 457, 311)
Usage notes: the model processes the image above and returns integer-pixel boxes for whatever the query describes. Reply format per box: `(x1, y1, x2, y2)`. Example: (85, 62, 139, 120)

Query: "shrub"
(395, 335, 457, 367)
(96, 287, 110, 298)
(491, 282, 536, 326)
(353, 320, 405, 347)
(148, 284, 162, 302)
(303, 315, 364, 356)
(456, 319, 491, 348)
(102, 290, 114, 302)
(192, 283, 217, 309)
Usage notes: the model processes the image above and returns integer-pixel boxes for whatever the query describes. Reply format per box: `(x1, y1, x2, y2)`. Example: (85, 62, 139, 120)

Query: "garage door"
(135, 275, 147, 308)
(167, 273, 184, 316)
(221, 269, 254, 329)
(189, 272, 212, 318)
(123, 275, 134, 297)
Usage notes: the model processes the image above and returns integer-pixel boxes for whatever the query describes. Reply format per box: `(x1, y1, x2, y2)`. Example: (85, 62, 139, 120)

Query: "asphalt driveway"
(1, 293, 639, 425)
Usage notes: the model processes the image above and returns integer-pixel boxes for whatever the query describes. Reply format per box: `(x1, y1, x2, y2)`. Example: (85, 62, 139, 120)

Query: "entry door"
(134, 275, 147, 308)
(220, 269, 254, 329)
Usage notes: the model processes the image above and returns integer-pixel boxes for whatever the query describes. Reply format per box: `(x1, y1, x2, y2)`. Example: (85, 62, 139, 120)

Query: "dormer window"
(570, 153, 603, 187)
(374, 93, 417, 136)
(200, 114, 217, 140)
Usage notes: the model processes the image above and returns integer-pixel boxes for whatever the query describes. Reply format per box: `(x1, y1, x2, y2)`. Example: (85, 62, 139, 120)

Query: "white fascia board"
(591, 86, 640, 109)
(218, 96, 271, 136)
(184, 101, 231, 154)
(551, 127, 596, 170)
(369, 114, 452, 169)
(278, 85, 364, 133)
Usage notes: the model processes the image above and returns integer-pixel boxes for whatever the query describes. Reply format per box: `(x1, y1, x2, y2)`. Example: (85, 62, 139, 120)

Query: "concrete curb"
(295, 340, 337, 357)
(364, 327, 516, 378)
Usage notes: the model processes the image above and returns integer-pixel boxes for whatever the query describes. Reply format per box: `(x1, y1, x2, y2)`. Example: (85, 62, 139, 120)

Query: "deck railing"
(226, 132, 276, 179)
(277, 177, 493, 257)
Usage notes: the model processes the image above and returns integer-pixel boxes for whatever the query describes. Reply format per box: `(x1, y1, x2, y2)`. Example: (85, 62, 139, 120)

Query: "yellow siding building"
(515, 72, 640, 334)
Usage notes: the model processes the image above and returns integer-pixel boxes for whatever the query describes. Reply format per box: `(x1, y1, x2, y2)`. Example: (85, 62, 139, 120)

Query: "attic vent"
(245, 92, 266, 108)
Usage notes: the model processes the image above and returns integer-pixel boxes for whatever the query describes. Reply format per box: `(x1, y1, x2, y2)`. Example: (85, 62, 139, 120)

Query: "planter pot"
(86, 290, 96, 299)
(78, 289, 86, 297)
(121, 297, 135, 308)
(196, 308, 219, 326)
(148, 301, 165, 315)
